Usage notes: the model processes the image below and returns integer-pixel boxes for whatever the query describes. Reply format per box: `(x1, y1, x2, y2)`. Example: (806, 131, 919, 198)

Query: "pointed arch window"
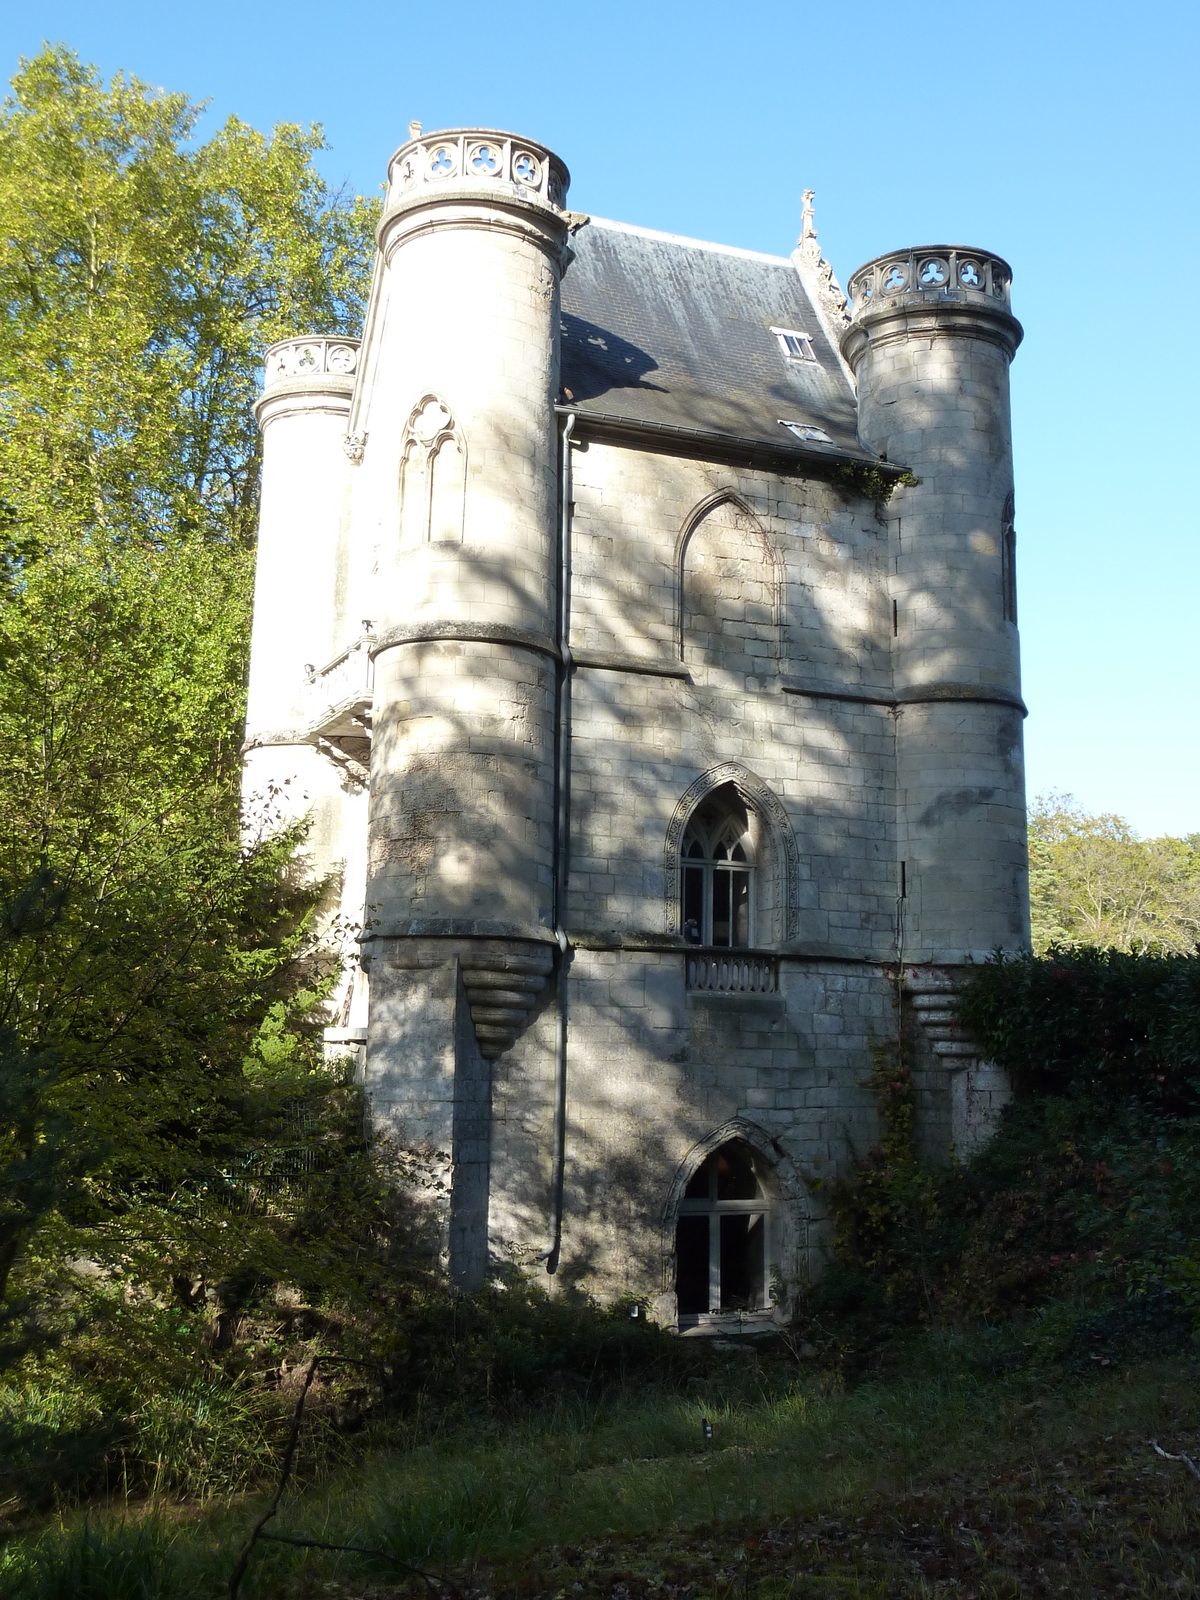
(681, 799, 754, 948)
(399, 394, 466, 547)
(676, 1141, 770, 1316)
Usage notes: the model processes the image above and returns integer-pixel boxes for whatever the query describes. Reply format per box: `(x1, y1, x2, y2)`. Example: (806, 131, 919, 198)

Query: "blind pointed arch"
(399, 393, 467, 548)
(674, 491, 785, 671)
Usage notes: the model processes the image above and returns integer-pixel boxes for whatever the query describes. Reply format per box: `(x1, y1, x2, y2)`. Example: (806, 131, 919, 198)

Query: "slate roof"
(559, 216, 869, 461)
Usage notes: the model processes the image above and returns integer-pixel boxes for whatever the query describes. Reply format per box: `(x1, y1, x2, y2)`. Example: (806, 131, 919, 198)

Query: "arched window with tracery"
(675, 1140, 770, 1317)
(681, 791, 755, 948)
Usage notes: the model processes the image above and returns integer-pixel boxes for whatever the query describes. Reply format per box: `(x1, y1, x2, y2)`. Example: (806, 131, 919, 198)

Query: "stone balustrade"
(307, 634, 374, 704)
(387, 129, 569, 212)
(686, 950, 778, 995)
(262, 335, 361, 392)
(302, 638, 374, 781)
(847, 248, 1012, 318)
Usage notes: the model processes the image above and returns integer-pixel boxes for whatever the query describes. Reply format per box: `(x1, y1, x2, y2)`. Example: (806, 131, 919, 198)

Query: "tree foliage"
(0, 43, 382, 1399)
(1029, 794, 1200, 954)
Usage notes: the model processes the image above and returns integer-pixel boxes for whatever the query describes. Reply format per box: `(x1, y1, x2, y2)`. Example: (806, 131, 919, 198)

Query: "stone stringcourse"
(241, 121, 1031, 1313)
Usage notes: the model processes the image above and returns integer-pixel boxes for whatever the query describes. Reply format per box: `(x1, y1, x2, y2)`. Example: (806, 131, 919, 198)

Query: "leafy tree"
(1029, 794, 1200, 954)
(0, 44, 381, 1376)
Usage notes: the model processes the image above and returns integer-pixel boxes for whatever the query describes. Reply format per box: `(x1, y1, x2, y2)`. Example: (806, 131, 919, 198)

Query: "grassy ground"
(4, 1333, 1199, 1598)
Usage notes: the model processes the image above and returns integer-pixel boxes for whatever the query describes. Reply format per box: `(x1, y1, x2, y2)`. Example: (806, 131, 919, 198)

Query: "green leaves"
(0, 45, 380, 1364)
(959, 947, 1200, 1112)
(1028, 794, 1200, 955)
(0, 44, 377, 576)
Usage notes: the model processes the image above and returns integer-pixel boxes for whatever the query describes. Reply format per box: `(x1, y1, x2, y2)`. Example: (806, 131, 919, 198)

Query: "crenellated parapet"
(848, 247, 1013, 313)
(263, 334, 361, 389)
(378, 129, 573, 277)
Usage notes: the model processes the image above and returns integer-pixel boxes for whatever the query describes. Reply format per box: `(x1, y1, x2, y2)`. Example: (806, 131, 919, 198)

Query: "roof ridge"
(585, 214, 794, 268)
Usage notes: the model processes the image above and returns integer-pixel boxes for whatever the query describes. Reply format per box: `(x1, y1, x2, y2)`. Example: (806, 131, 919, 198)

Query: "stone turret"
(349, 130, 574, 1284)
(840, 248, 1029, 962)
(243, 335, 361, 888)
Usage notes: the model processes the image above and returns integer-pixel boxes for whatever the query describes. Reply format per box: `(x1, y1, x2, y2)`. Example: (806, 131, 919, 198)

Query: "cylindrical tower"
(841, 249, 1029, 962)
(242, 336, 360, 885)
(353, 131, 572, 1281)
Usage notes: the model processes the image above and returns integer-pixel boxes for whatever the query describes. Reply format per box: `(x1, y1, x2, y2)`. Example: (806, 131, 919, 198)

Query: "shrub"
(958, 947, 1200, 1112)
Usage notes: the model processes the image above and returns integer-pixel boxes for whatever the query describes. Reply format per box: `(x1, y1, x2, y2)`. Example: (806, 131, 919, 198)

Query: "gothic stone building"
(242, 126, 1029, 1329)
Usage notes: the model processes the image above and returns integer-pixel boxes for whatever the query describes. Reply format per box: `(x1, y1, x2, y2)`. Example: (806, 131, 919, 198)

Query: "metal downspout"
(540, 411, 575, 1273)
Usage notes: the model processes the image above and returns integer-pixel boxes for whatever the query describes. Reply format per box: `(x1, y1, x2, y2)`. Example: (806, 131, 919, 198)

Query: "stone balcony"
(685, 950, 779, 996)
(301, 634, 374, 787)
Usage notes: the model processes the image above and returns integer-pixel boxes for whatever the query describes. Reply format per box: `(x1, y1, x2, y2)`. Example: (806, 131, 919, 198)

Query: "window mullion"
(708, 1213, 720, 1314)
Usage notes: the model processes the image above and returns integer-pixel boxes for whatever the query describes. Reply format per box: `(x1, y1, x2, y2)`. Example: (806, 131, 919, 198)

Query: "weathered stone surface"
(243, 137, 1030, 1319)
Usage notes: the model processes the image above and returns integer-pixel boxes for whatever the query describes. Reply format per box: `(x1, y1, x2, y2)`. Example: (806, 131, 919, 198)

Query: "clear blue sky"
(5, 1, 1198, 838)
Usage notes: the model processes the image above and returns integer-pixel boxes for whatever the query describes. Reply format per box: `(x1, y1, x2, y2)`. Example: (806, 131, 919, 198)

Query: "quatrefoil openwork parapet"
(846, 247, 1015, 319)
(386, 129, 570, 215)
(260, 336, 361, 394)
(842, 246, 1022, 362)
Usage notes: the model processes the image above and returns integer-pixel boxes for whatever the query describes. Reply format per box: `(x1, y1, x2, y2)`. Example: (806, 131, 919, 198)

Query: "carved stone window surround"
(664, 761, 800, 943)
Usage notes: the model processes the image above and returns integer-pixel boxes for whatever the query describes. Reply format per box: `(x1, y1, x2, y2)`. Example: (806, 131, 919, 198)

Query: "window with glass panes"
(675, 1142, 769, 1315)
(681, 806, 755, 948)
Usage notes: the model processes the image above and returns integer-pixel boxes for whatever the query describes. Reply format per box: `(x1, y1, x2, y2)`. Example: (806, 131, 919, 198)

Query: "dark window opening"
(675, 1216, 709, 1315)
(680, 792, 755, 948)
(1002, 492, 1017, 624)
(676, 1141, 770, 1316)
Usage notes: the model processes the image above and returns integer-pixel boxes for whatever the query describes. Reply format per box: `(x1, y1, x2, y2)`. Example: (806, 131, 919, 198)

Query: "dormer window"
(778, 420, 832, 445)
(770, 326, 816, 363)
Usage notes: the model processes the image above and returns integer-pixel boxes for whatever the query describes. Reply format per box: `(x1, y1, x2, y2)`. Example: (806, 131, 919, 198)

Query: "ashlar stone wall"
(485, 438, 908, 1314)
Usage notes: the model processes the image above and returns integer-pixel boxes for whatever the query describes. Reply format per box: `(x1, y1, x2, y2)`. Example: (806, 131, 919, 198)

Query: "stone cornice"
(557, 406, 891, 478)
(369, 621, 560, 662)
(363, 922, 559, 946)
(571, 649, 690, 679)
(253, 383, 355, 428)
(780, 678, 1028, 716)
(378, 198, 574, 272)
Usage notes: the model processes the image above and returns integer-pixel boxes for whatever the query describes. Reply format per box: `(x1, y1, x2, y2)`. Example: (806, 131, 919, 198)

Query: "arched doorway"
(675, 1139, 770, 1317)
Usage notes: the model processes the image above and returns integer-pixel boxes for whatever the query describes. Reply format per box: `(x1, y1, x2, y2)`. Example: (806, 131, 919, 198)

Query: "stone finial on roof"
(800, 188, 817, 245)
(791, 190, 853, 381)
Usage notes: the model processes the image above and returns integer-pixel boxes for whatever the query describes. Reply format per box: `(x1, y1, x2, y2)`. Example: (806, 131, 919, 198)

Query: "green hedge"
(957, 947, 1200, 1110)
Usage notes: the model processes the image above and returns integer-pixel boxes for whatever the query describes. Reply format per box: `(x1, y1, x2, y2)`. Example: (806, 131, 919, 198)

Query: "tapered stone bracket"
(461, 943, 555, 1060)
(905, 968, 977, 1062)
(905, 968, 1011, 1158)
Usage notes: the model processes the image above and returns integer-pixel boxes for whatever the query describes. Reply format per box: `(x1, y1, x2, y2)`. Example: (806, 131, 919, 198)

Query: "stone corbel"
(905, 968, 1011, 1159)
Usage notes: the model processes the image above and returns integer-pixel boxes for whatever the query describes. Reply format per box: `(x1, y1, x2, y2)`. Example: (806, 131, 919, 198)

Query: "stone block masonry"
(243, 131, 1030, 1325)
